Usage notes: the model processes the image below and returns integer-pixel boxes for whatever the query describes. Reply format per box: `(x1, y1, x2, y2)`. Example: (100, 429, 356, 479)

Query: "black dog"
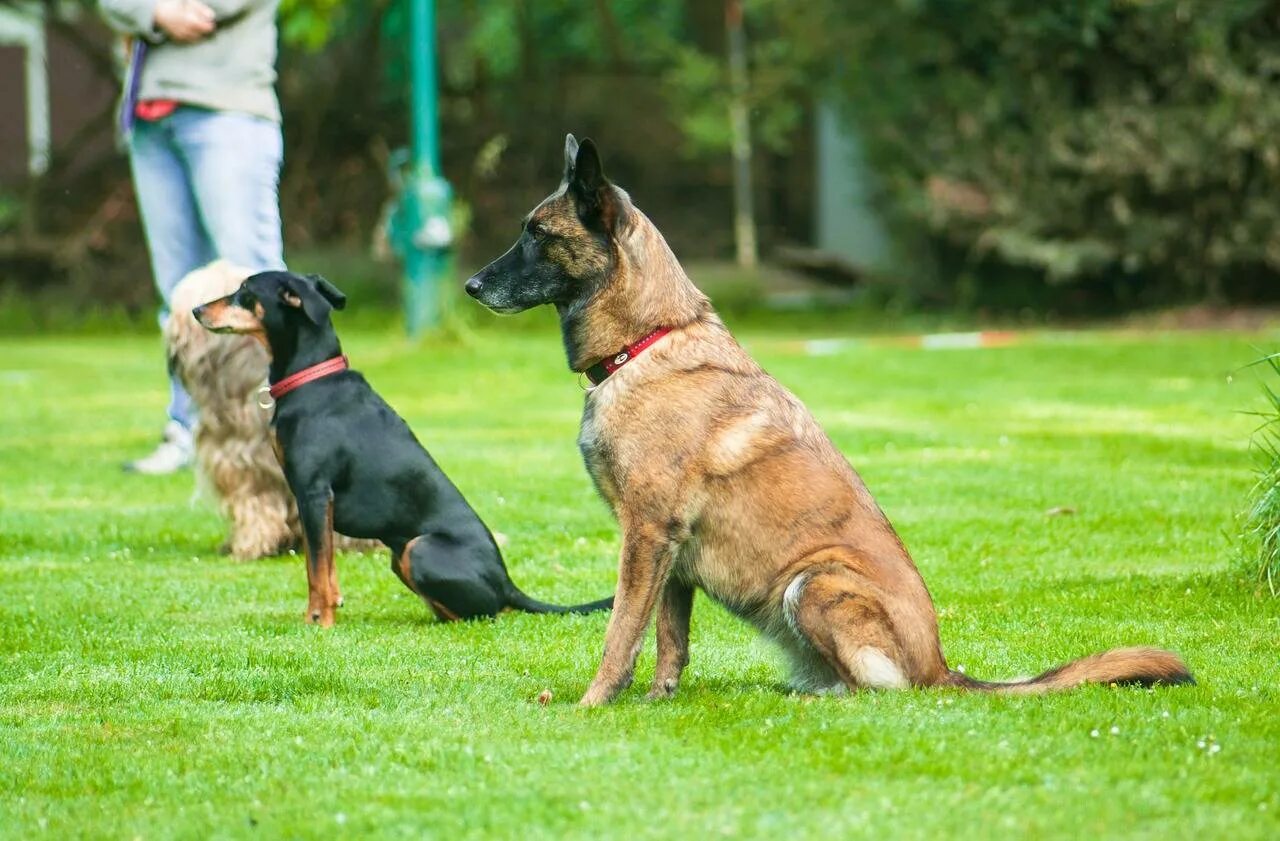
(194, 270, 612, 626)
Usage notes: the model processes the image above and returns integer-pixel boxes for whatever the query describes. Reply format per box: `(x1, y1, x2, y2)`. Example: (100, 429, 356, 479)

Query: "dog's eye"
(237, 291, 257, 307)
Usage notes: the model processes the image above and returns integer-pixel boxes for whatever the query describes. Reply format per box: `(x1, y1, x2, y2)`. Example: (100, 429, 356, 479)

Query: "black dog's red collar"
(583, 328, 671, 386)
(269, 355, 349, 399)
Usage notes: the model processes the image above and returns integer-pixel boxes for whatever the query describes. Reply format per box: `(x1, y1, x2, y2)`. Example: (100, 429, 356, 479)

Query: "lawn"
(1, 314, 1277, 839)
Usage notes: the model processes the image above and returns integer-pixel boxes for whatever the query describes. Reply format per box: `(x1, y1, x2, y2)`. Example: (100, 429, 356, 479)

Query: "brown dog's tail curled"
(946, 646, 1194, 694)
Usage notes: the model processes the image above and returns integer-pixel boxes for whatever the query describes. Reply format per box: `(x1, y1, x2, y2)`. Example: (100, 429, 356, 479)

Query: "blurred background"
(2, 0, 1279, 330)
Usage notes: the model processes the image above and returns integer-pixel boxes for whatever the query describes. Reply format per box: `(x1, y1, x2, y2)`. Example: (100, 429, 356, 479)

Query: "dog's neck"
(267, 323, 344, 385)
(557, 208, 711, 372)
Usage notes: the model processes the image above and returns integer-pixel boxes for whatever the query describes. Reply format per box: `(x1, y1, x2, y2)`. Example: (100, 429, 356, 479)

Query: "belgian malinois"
(466, 134, 1192, 706)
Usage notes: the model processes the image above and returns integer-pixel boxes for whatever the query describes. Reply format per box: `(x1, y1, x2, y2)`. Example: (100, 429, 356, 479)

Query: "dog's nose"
(192, 305, 205, 320)
(464, 276, 482, 298)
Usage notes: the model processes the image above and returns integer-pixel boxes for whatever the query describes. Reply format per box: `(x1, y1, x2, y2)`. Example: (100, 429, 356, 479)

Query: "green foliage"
(660, 1, 821, 155)
(809, 0, 1280, 302)
(424, 0, 686, 85)
(1245, 352, 1280, 594)
(0, 190, 19, 234)
(278, 0, 347, 50)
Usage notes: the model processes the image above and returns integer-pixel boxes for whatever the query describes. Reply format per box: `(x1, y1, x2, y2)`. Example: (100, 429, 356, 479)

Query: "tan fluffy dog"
(166, 260, 299, 559)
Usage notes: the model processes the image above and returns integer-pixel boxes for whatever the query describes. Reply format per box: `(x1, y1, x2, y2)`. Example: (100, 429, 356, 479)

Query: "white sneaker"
(124, 420, 194, 474)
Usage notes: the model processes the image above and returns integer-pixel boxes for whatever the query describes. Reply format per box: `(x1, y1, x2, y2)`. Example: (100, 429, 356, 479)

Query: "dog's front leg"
(297, 488, 340, 626)
(647, 579, 694, 700)
(580, 524, 673, 707)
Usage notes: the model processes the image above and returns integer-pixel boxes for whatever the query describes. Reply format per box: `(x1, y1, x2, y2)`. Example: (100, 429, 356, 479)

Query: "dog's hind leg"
(646, 578, 694, 700)
(396, 535, 503, 621)
(782, 566, 911, 692)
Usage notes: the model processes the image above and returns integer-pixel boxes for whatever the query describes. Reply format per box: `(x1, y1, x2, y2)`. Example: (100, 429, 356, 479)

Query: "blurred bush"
(806, 0, 1280, 307)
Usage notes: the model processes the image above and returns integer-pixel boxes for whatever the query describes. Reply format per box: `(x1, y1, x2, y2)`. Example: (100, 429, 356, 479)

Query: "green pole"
(388, 0, 453, 336)
(410, 0, 438, 175)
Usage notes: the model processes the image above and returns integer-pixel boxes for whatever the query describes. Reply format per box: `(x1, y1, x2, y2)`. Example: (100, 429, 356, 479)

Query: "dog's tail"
(943, 646, 1193, 694)
(506, 586, 614, 615)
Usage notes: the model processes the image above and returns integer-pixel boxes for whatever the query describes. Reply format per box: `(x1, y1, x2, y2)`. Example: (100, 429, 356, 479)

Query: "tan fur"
(166, 261, 299, 560)
(532, 190, 1191, 705)
(302, 493, 342, 626)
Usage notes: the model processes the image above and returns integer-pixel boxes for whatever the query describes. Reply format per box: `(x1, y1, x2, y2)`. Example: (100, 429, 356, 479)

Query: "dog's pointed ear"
(278, 274, 334, 325)
(572, 137, 605, 196)
(569, 138, 621, 232)
(563, 133, 579, 181)
(306, 274, 347, 311)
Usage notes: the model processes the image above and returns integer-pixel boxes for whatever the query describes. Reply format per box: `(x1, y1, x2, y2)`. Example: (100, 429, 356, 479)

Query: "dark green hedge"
(831, 0, 1280, 306)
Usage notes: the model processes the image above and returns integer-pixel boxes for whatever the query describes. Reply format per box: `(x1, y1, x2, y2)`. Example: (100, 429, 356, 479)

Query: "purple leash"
(118, 39, 147, 136)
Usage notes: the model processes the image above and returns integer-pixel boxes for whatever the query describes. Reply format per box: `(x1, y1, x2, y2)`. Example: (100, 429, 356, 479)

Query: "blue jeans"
(129, 107, 285, 429)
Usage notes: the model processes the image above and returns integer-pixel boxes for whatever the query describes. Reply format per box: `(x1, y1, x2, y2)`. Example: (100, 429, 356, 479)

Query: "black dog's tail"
(506, 587, 614, 615)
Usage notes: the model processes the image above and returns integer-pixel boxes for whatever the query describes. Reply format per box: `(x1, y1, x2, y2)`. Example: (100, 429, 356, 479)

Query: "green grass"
(2, 317, 1278, 839)
(1244, 353, 1280, 594)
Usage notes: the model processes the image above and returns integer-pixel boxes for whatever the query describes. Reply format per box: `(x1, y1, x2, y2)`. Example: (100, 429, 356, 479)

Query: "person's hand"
(153, 0, 216, 43)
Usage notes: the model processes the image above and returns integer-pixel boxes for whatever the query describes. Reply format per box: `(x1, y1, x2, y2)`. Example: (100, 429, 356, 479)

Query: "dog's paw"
(305, 606, 337, 627)
(578, 683, 617, 708)
(645, 678, 679, 701)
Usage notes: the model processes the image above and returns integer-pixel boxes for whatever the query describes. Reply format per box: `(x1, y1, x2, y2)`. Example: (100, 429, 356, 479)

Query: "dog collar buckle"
(256, 384, 275, 410)
(584, 327, 672, 386)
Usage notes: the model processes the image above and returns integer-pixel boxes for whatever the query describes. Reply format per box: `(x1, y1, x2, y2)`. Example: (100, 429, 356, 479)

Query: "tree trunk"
(725, 0, 757, 270)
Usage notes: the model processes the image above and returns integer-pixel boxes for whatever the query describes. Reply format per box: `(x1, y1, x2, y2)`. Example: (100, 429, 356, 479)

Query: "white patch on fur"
(781, 571, 811, 638)
(776, 572, 844, 693)
(849, 647, 909, 689)
(709, 411, 773, 475)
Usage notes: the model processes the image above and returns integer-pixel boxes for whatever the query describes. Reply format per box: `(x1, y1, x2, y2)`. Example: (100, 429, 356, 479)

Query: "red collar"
(269, 355, 349, 399)
(584, 328, 672, 386)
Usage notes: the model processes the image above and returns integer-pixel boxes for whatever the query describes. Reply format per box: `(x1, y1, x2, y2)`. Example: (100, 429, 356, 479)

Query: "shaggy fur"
(165, 261, 299, 560)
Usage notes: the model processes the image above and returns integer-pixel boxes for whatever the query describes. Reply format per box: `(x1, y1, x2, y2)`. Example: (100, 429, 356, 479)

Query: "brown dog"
(466, 134, 1193, 706)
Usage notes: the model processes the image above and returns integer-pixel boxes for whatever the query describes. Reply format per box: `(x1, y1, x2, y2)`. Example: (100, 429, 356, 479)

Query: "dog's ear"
(563, 133, 579, 181)
(278, 274, 336, 325)
(571, 137, 605, 198)
(306, 274, 347, 311)
(569, 137, 622, 232)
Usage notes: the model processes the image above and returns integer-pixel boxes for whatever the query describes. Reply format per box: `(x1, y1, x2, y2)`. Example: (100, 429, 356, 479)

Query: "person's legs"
(175, 108, 285, 272)
(126, 117, 215, 471)
(125, 108, 284, 473)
